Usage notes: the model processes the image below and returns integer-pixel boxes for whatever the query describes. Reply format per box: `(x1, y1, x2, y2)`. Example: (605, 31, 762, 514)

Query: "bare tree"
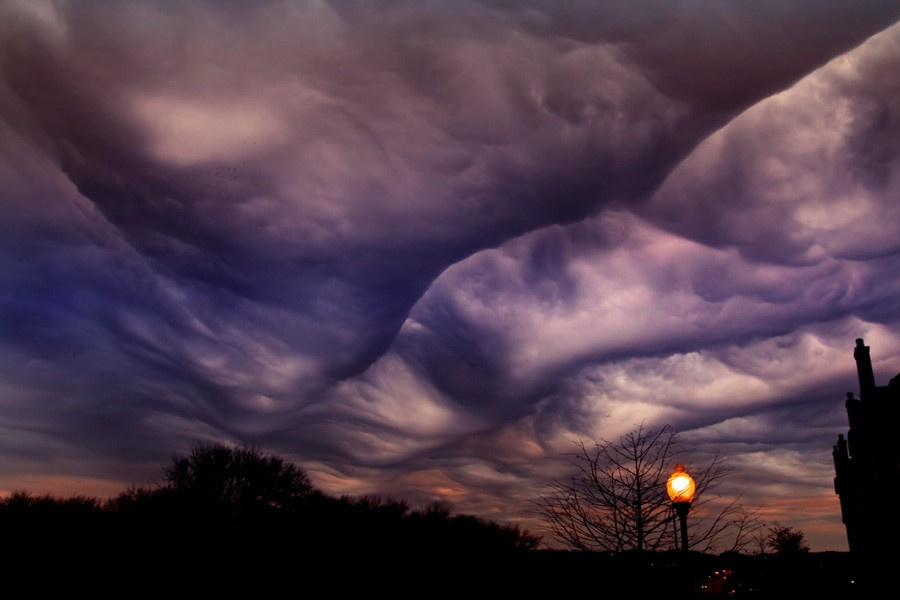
(726, 507, 766, 554)
(534, 423, 753, 553)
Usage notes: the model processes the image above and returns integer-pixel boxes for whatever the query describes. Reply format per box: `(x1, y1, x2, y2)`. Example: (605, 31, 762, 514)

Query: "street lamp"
(667, 463, 695, 553)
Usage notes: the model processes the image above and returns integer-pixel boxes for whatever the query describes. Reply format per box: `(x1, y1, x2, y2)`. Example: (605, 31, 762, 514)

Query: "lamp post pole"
(674, 501, 690, 553)
(667, 463, 696, 554)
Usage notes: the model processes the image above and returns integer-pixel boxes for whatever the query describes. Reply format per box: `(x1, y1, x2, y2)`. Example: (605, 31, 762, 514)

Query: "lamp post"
(667, 463, 696, 553)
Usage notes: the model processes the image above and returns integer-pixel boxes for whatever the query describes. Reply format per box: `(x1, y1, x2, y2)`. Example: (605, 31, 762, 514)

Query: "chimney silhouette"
(853, 338, 876, 400)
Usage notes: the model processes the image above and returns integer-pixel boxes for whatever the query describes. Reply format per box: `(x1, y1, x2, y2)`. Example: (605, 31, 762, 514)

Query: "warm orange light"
(667, 463, 695, 503)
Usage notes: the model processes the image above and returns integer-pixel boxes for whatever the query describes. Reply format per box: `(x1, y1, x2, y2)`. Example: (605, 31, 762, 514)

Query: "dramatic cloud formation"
(2, 0, 899, 550)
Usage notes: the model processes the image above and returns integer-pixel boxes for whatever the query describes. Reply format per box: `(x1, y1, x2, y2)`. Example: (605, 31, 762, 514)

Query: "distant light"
(667, 463, 696, 503)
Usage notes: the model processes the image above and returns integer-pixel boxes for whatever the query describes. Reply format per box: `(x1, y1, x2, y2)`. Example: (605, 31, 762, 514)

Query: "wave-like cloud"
(1, 1, 899, 550)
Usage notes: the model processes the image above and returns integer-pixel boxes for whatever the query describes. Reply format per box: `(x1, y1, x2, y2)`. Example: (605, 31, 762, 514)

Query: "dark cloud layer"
(2, 1, 900, 550)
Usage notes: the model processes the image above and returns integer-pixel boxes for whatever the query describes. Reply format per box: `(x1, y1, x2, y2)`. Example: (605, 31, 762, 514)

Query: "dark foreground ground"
(0, 495, 877, 597)
(0, 540, 869, 598)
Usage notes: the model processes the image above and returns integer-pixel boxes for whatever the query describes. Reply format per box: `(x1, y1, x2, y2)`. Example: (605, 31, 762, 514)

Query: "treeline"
(0, 444, 539, 590)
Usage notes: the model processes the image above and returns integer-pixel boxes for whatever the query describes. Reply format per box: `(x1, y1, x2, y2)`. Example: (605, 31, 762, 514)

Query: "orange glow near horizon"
(0, 475, 126, 499)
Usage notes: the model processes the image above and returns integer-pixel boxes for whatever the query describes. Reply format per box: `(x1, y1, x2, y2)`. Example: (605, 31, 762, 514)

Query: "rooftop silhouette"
(832, 338, 900, 590)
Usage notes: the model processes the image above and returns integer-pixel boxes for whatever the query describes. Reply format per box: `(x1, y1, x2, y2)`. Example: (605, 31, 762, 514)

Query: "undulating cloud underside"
(2, 0, 899, 551)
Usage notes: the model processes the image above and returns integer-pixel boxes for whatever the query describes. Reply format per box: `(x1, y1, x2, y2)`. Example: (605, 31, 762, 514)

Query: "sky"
(2, 0, 900, 552)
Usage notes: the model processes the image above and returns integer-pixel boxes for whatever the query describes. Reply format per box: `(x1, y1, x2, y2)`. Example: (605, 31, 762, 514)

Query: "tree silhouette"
(163, 442, 313, 518)
(0, 446, 544, 590)
(534, 423, 751, 553)
(766, 524, 809, 556)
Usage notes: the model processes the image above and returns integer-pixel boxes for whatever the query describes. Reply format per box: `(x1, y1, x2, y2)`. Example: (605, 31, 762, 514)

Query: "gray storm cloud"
(1, 0, 899, 550)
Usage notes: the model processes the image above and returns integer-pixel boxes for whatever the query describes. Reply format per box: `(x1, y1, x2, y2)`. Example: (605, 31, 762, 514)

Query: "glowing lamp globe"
(667, 463, 696, 503)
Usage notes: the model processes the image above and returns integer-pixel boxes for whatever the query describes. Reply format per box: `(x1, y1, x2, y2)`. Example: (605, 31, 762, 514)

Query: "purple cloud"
(1, 1, 899, 550)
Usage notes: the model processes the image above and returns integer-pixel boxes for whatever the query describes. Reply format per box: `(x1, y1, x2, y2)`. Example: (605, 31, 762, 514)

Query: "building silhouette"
(832, 338, 900, 560)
